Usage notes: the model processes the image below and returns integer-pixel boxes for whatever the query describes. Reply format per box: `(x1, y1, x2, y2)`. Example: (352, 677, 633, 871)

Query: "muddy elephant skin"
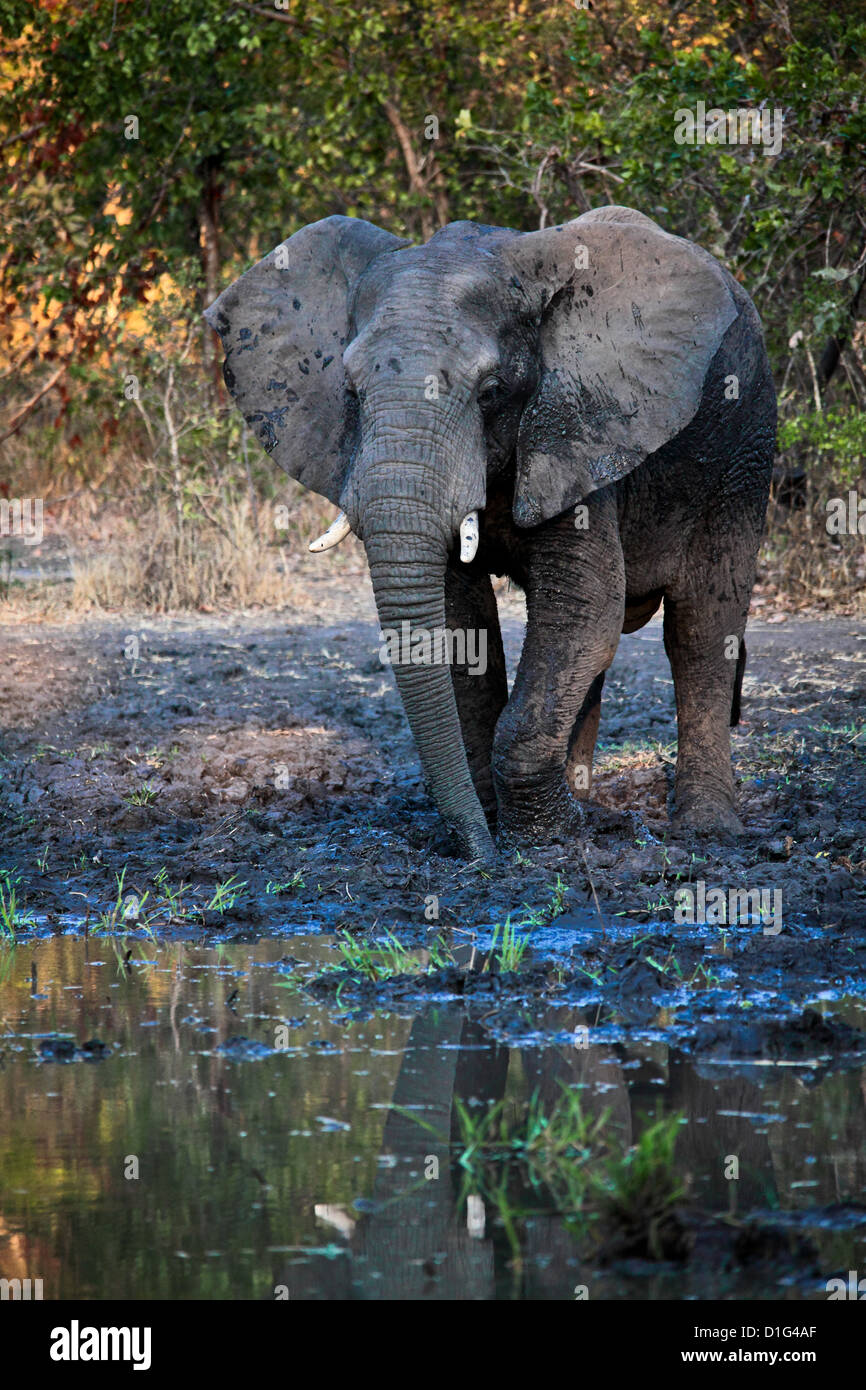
(205, 206, 777, 861)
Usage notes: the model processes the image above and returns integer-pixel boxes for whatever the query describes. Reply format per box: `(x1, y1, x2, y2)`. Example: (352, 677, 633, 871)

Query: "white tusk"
(459, 511, 479, 563)
(309, 511, 352, 553)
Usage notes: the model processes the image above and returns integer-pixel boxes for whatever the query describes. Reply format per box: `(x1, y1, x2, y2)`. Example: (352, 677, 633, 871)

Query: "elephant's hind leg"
(663, 516, 758, 836)
(444, 561, 508, 828)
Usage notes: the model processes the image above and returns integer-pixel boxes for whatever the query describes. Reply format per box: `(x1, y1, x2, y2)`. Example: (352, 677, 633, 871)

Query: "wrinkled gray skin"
(205, 206, 776, 862)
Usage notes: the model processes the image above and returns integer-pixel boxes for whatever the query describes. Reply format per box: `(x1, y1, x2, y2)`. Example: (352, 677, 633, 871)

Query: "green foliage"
(319, 916, 533, 984)
(0, 869, 36, 936)
(484, 916, 530, 972)
(78, 866, 249, 935)
(777, 408, 866, 490)
(453, 1084, 608, 1209)
(591, 1112, 687, 1260)
(2, 0, 864, 496)
(265, 872, 306, 894)
(204, 875, 247, 914)
(328, 928, 451, 982)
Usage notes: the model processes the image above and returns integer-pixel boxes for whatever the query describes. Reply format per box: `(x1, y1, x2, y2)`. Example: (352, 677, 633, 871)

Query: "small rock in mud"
(37, 1035, 109, 1062)
(732, 1222, 819, 1272)
(768, 1007, 866, 1056)
(221, 778, 250, 803)
(275, 956, 303, 973)
(764, 837, 794, 860)
(596, 1205, 692, 1265)
(604, 953, 674, 1024)
(746, 1204, 866, 1232)
(679, 1211, 821, 1290)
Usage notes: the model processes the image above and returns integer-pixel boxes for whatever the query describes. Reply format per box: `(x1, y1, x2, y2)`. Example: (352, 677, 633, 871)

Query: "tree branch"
(382, 98, 434, 240)
(0, 355, 72, 444)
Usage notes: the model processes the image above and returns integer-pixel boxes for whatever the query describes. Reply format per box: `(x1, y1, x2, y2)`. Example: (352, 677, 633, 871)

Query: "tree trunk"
(199, 157, 224, 401)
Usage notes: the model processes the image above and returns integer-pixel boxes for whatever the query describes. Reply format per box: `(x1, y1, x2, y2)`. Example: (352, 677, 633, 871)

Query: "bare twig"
(0, 355, 71, 444)
(0, 122, 46, 151)
(382, 98, 434, 240)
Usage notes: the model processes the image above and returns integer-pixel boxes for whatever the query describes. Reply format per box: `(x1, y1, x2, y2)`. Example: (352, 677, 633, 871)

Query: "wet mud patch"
(279, 915, 866, 1071)
(690, 1007, 866, 1070)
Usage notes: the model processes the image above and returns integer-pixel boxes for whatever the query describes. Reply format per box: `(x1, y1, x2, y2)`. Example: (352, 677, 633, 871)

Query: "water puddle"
(1, 935, 865, 1300)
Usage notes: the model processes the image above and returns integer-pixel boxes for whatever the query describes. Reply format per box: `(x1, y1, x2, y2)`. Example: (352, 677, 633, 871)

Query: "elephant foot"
(496, 779, 582, 851)
(671, 794, 744, 841)
(496, 786, 658, 852)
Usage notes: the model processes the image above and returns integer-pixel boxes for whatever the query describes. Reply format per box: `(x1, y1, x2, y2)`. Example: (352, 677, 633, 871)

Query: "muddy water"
(1, 932, 865, 1301)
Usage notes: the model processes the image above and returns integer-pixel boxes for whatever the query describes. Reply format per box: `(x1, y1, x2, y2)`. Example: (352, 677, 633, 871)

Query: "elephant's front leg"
(492, 499, 625, 843)
(566, 671, 605, 799)
(444, 560, 508, 828)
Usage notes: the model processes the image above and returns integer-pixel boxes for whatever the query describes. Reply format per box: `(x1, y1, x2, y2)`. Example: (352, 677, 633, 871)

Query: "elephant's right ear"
(204, 216, 410, 507)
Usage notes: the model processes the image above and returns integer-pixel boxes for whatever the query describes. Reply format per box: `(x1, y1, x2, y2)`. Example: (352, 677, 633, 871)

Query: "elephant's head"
(204, 208, 737, 860)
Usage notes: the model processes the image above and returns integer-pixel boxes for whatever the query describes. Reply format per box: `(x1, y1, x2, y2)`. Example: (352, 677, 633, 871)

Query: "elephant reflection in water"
(280, 1002, 630, 1300)
(280, 1009, 505, 1299)
(280, 999, 866, 1299)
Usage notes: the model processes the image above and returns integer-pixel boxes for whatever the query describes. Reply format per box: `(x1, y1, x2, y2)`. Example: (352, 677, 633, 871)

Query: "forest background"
(1, 0, 863, 612)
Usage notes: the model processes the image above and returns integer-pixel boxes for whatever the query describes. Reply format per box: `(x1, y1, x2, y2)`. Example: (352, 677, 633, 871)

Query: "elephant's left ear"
(502, 206, 739, 526)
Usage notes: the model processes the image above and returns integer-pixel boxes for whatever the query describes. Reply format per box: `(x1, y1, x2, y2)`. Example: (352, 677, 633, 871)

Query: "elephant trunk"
(361, 482, 495, 863)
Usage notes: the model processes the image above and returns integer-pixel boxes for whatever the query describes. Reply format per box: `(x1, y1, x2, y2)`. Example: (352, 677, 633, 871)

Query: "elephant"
(204, 205, 776, 862)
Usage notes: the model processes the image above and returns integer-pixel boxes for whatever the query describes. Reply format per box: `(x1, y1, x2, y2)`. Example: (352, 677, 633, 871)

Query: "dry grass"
(70, 498, 290, 611)
(2, 413, 864, 617)
(66, 485, 345, 612)
(758, 497, 866, 614)
(1, 427, 342, 615)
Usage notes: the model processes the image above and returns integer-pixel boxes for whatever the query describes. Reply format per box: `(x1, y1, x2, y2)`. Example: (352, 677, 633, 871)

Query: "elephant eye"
(477, 376, 504, 408)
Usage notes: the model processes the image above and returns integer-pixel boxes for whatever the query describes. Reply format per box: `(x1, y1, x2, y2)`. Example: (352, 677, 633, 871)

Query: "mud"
(1, 562, 864, 1064)
(1, 561, 864, 939)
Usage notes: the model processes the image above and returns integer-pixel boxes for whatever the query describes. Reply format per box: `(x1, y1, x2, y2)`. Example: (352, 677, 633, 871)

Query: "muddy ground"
(1, 553, 863, 942)
(2, 563, 865, 1003)
(1, 553, 864, 1054)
